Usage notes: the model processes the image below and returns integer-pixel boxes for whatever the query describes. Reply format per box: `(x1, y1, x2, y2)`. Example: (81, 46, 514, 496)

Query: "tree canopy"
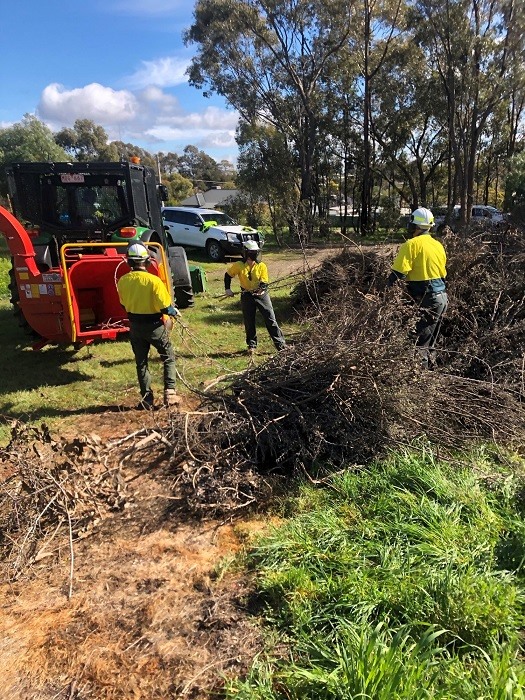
(186, 0, 525, 234)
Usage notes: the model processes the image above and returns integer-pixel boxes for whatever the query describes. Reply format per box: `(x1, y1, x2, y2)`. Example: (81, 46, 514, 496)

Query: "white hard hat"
(243, 240, 260, 252)
(127, 242, 150, 262)
(410, 207, 434, 230)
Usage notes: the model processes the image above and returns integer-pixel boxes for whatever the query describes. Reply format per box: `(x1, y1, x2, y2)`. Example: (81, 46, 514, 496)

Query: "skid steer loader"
(1, 160, 194, 349)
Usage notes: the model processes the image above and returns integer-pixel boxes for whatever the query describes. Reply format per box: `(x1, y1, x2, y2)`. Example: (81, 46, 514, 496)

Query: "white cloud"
(38, 83, 138, 124)
(145, 104, 239, 150)
(125, 57, 190, 90)
(158, 105, 239, 131)
(148, 124, 237, 146)
(34, 79, 239, 160)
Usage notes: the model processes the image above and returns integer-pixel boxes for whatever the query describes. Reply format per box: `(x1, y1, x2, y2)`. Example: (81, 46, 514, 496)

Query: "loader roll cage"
(6, 161, 166, 249)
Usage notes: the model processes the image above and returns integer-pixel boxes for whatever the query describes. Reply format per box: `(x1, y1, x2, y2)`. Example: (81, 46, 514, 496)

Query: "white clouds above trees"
(35, 61, 240, 158)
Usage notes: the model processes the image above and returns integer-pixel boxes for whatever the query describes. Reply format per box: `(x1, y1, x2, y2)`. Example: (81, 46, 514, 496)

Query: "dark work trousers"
(129, 320, 176, 398)
(240, 290, 286, 351)
(412, 291, 448, 368)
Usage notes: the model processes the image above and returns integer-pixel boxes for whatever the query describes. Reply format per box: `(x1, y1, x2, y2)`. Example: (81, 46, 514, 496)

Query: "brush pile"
(441, 228, 525, 386)
(164, 228, 525, 516)
(293, 226, 525, 389)
(0, 422, 137, 580)
(2, 226, 525, 526)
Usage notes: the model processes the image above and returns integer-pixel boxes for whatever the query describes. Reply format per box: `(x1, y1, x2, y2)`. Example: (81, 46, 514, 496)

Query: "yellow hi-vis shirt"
(392, 234, 447, 284)
(226, 260, 269, 291)
(117, 270, 172, 314)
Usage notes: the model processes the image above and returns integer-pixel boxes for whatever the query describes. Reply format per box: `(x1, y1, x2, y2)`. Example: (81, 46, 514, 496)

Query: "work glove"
(224, 289, 235, 297)
(163, 304, 180, 317)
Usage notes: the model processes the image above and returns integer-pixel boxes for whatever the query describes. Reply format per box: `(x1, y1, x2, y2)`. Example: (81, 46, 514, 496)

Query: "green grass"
(0, 245, 303, 444)
(225, 449, 525, 699)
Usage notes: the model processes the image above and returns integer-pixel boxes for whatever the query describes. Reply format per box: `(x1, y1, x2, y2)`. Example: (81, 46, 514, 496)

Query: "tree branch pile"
(162, 255, 525, 516)
(441, 227, 525, 386)
(0, 423, 135, 580)
(292, 226, 525, 389)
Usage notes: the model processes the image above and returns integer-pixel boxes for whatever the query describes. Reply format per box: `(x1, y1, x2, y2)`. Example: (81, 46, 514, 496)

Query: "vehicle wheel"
(174, 284, 195, 309)
(206, 239, 224, 262)
(8, 263, 41, 340)
(140, 229, 161, 244)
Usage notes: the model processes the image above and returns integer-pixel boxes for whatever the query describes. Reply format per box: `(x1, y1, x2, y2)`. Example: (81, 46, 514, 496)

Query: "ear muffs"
(407, 221, 418, 234)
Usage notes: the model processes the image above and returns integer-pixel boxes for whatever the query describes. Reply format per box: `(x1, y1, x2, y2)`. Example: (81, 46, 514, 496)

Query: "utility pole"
(157, 154, 164, 206)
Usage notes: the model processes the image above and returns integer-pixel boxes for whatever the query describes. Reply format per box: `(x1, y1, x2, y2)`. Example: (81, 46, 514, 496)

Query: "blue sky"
(1, 0, 239, 163)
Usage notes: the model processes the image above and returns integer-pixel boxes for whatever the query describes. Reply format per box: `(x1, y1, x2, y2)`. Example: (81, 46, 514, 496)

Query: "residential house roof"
(180, 188, 239, 208)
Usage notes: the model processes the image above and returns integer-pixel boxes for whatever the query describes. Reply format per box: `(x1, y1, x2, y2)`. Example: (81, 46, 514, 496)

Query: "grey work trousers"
(240, 290, 286, 351)
(129, 321, 176, 398)
(412, 291, 448, 368)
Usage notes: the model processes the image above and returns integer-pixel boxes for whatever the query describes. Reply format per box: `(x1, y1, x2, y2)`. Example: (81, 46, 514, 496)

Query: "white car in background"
(162, 206, 262, 261)
(434, 205, 505, 231)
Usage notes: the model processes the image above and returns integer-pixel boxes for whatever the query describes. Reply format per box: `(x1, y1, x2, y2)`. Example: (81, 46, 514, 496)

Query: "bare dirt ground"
(0, 246, 343, 699)
(1, 424, 271, 699)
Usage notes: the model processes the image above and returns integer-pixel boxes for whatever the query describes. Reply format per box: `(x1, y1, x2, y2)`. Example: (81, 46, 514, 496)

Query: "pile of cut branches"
(163, 276, 525, 516)
(292, 226, 525, 389)
(0, 423, 140, 582)
(441, 228, 525, 386)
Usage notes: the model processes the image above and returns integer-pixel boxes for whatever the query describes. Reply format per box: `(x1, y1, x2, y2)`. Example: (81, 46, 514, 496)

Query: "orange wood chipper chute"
(0, 205, 174, 350)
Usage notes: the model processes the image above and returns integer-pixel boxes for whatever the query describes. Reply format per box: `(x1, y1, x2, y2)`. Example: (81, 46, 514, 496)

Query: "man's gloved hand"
(224, 289, 235, 297)
(163, 304, 180, 317)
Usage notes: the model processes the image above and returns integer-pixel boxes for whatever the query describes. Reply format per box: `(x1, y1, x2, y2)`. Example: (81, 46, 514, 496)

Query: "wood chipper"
(1, 160, 194, 349)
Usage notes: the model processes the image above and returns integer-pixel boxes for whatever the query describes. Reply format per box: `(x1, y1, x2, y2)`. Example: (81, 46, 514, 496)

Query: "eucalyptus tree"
(411, 0, 525, 225)
(506, 85, 525, 160)
(157, 151, 180, 176)
(236, 120, 299, 243)
(353, 0, 410, 233)
(0, 115, 67, 196)
(177, 145, 223, 189)
(185, 0, 357, 236)
(55, 119, 119, 161)
(370, 38, 449, 209)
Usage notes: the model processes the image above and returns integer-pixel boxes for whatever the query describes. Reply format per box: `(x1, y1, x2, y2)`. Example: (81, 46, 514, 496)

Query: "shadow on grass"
(0, 309, 131, 412)
(0, 340, 88, 394)
(197, 292, 295, 326)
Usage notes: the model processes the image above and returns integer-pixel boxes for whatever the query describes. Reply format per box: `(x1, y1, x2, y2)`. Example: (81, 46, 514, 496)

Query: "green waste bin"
(189, 265, 208, 294)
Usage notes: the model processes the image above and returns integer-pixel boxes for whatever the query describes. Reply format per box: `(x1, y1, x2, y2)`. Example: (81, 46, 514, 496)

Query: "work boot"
(164, 388, 181, 407)
(137, 391, 154, 411)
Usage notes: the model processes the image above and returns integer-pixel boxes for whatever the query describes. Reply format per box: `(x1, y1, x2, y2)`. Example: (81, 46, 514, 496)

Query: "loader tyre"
(8, 264, 42, 340)
(140, 229, 161, 244)
(174, 284, 195, 309)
